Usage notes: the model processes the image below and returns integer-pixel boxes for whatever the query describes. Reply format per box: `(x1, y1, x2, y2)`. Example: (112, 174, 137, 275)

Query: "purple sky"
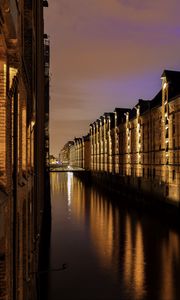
(45, 0, 180, 156)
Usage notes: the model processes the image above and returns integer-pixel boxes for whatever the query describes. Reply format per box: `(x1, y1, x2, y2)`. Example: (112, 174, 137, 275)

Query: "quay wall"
(90, 171, 180, 220)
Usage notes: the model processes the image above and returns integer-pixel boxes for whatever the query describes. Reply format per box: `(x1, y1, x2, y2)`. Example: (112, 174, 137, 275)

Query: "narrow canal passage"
(43, 172, 180, 300)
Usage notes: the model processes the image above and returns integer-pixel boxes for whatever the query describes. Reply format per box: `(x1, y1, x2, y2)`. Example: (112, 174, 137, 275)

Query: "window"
(165, 185, 169, 197)
(166, 143, 169, 152)
(147, 168, 149, 178)
(172, 170, 176, 181)
(143, 168, 145, 177)
(173, 124, 175, 135)
(173, 139, 175, 149)
(165, 128, 168, 139)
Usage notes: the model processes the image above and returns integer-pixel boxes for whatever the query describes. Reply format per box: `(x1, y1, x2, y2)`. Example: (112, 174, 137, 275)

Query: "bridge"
(49, 164, 85, 172)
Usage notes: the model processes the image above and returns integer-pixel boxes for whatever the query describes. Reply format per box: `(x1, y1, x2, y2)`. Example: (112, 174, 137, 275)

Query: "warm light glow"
(160, 231, 179, 300)
(90, 190, 114, 269)
(67, 172, 73, 209)
(134, 223, 145, 299)
(9, 67, 17, 88)
(163, 82, 167, 90)
(31, 120, 35, 129)
(124, 215, 133, 284)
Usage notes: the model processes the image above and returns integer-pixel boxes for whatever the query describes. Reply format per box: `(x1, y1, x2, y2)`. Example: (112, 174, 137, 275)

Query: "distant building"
(59, 141, 74, 165)
(60, 135, 91, 169)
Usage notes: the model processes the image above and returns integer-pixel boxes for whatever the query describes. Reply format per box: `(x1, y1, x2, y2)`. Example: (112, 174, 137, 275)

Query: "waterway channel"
(40, 172, 180, 300)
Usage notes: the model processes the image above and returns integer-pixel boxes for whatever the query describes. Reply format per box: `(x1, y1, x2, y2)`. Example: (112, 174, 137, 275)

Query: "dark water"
(41, 172, 180, 300)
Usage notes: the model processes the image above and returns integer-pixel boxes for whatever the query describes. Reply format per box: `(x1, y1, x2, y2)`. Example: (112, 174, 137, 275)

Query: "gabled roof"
(161, 69, 180, 81)
(114, 107, 130, 125)
(162, 69, 180, 101)
(83, 134, 90, 142)
(136, 99, 151, 114)
(129, 107, 136, 120)
(150, 90, 162, 109)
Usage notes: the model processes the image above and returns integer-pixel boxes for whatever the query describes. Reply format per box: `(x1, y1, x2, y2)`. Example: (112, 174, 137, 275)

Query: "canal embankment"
(74, 171, 180, 227)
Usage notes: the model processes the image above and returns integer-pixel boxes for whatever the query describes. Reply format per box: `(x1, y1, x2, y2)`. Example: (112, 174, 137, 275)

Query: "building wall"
(0, 1, 48, 299)
(83, 138, 91, 170)
(68, 72, 180, 206)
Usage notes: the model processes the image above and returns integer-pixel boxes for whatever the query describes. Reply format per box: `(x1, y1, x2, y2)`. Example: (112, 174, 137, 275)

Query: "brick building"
(67, 70, 180, 206)
(0, 1, 49, 299)
(60, 135, 91, 170)
(59, 141, 74, 165)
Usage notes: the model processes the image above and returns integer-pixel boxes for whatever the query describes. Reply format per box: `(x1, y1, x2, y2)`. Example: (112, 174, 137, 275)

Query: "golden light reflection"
(124, 216, 146, 299)
(124, 214, 133, 284)
(67, 172, 73, 209)
(134, 222, 145, 299)
(51, 172, 61, 194)
(89, 189, 114, 269)
(160, 231, 180, 300)
(71, 179, 85, 223)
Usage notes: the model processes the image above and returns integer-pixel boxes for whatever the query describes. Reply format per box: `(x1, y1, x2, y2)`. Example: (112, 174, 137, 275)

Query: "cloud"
(45, 0, 180, 155)
(50, 119, 91, 154)
(117, 0, 155, 10)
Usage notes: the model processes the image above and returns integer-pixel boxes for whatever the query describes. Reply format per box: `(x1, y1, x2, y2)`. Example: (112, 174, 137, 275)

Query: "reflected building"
(89, 189, 114, 269)
(0, 1, 49, 299)
(49, 172, 180, 300)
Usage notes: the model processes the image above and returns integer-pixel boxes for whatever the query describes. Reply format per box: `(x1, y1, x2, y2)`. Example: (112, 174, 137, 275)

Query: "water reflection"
(133, 222, 145, 299)
(90, 189, 114, 270)
(48, 173, 180, 300)
(72, 179, 85, 224)
(67, 172, 73, 216)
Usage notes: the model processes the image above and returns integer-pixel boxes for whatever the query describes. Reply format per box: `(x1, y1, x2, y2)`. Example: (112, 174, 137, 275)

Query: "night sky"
(45, 0, 180, 156)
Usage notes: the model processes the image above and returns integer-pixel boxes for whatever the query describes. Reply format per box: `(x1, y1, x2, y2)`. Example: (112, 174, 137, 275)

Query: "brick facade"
(64, 70, 180, 206)
(0, 1, 49, 299)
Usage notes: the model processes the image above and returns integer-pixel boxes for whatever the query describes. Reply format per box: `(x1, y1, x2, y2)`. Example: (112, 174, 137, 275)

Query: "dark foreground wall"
(38, 172, 51, 300)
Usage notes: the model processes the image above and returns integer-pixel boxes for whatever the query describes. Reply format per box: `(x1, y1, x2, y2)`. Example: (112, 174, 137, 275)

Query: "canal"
(40, 172, 180, 300)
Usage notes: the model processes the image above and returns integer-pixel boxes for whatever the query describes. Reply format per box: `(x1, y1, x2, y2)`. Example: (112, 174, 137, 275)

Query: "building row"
(60, 70, 180, 205)
(0, 1, 49, 300)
